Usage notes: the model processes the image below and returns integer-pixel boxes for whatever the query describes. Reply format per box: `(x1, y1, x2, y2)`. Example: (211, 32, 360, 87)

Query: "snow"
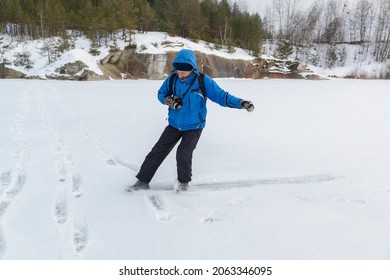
(133, 31, 254, 59)
(1, 31, 254, 79)
(2, 29, 389, 80)
(0, 78, 390, 261)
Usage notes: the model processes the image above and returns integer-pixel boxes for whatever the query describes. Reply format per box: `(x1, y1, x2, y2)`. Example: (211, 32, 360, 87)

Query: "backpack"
(169, 72, 207, 99)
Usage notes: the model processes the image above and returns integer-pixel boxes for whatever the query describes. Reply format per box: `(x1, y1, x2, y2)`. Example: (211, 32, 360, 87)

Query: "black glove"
(165, 96, 182, 109)
(241, 100, 254, 112)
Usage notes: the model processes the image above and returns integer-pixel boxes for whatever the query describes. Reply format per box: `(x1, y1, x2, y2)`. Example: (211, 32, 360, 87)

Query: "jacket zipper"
(177, 74, 197, 131)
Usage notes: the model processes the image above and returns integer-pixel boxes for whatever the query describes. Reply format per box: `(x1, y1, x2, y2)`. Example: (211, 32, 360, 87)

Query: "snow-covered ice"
(0, 78, 389, 260)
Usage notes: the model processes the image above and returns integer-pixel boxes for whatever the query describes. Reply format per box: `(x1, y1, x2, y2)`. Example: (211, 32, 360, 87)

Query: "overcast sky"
(233, 0, 359, 16)
(234, 0, 275, 14)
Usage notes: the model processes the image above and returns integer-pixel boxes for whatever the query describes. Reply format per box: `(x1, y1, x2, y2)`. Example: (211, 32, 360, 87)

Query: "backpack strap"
(198, 72, 206, 99)
(168, 72, 178, 95)
(169, 72, 206, 99)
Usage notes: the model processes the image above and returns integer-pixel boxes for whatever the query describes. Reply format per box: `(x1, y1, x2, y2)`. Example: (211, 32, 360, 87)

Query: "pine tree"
(5, 0, 25, 36)
(43, 0, 67, 36)
(175, 0, 207, 39)
(149, 0, 176, 33)
(134, 0, 156, 33)
(274, 40, 293, 59)
(199, 0, 215, 42)
(215, 0, 232, 46)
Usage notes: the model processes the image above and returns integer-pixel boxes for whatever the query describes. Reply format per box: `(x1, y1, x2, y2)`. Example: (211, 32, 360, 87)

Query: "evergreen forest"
(0, 0, 263, 53)
(0, 0, 389, 62)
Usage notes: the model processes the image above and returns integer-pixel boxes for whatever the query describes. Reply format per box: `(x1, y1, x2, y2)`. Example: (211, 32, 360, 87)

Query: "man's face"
(177, 70, 192, 80)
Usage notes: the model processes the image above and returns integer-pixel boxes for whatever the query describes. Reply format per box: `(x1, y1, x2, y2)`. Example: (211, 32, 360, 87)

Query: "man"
(126, 49, 254, 192)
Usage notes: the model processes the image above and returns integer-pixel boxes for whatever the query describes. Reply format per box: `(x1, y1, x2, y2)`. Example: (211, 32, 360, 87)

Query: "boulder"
(243, 57, 325, 80)
(99, 63, 123, 80)
(78, 69, 105, 81)
(47, 60, 105, 81)
(101, 50, 148, 79)
(0, 63, 25, 79)
(55, 60, 87, 75)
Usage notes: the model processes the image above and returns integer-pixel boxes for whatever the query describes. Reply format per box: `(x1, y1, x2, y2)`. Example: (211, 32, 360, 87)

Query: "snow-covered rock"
(0, 31, 388, 80)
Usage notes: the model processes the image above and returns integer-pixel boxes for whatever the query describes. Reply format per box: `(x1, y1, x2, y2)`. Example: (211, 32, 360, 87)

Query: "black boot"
(125, 180, 150, 192)
(174, 180, 189, 192)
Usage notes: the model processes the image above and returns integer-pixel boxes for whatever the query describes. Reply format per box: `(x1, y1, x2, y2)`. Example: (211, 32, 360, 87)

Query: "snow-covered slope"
(1, 31, 388, 80)
(0, 78, 389, 260)
(1, 32, 254, 79)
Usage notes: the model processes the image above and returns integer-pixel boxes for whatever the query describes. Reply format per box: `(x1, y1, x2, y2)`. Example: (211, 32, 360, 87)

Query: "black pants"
(136, 125, 202, 184)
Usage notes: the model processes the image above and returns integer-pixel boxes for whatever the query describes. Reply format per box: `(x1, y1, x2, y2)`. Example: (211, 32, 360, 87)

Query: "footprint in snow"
(333, 198, 366, 204)
(106, 158, 116, 166)
(0, 171, 12, 187)
(0, 200, 11, 217)
(6, 171, 27, 197)
(72, 173, 83, 198)
(54, 189, 68, 224)
(371, 186, 390, 194)
(226, 197, 244, 207)
(290, 192, 317, 202)
(202, 211, 233, 223)
(73, 219, 88, 253)
(56, 161, 67, 182)
(0, 228, 6, 259)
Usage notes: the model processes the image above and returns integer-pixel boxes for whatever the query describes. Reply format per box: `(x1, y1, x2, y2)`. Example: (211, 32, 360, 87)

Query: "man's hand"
(165, 96, 182, 109)
(241, 100, 254, 112)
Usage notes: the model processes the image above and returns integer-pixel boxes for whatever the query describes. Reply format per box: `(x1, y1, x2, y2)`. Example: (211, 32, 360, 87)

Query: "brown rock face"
(1, 50, 323, 81)
(99, 50, 323, 80)
(0, 63, 25, 79)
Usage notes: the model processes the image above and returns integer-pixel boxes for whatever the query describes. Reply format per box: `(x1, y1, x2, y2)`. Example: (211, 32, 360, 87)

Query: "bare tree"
(272, 0, 303, 41)
(350, 0, 375, 42)
(320, 0, 348, 44)
(262, 4, 276, 39)
(373, 0, 390, 61)
(301, 2, 323, 43)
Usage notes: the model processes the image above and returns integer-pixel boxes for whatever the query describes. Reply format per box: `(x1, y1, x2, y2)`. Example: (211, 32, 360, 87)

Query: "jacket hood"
(172, 49, 199, 74)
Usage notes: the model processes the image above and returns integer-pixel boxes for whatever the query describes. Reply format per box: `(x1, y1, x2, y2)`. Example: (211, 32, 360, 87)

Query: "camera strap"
(169, 72, 206, 99)
(180, 74, 198, 99)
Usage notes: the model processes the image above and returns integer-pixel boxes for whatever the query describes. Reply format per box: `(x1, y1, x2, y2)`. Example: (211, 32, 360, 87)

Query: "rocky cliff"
(1, 50, 323, 80)
(0, 63, 25, 79)
(98, 49, 322, 81)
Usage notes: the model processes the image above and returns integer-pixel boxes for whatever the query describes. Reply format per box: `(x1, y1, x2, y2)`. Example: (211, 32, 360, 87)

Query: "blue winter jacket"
(157, 49, 243, 131)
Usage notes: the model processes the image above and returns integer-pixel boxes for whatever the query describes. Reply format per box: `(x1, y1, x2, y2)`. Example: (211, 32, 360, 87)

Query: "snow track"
(153, 174, 344, 191)
(146, 195, 172, 221)
(0, 85, 31, 259)
(0, 229, 5, 259)
(0, 83, 93, 258)
(108, 155, 140, 172)
(1, 79, 389, 260)
(37, 85, 90, 255)
(34, 83, 142, 257)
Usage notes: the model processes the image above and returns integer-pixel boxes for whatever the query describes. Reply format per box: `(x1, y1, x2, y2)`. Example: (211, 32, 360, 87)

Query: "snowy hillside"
(262, 40, 390, 79)
(1, 32, 254, 79)
(1, 31, 388, 80)
(1, 78, 390, 262)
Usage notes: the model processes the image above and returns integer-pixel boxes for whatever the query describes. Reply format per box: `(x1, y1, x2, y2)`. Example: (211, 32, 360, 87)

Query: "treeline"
(1, 0, 389, 64)
(262, 0, 390, 62)
(0, 0, 263, 53)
